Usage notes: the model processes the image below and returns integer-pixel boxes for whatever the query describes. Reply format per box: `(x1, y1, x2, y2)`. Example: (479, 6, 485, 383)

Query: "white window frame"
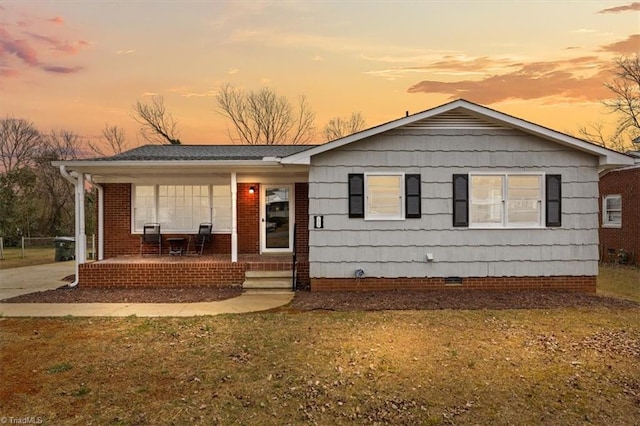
(469, 172, 544, 229)
(131, 184, 232, 234)
(602, 194, 622, 228)
(364, 172, 405, 221)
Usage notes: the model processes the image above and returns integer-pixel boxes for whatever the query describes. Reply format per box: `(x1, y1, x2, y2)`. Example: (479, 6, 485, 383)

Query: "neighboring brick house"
(55, 100, 635, 293)
(599, 155, 640, 265)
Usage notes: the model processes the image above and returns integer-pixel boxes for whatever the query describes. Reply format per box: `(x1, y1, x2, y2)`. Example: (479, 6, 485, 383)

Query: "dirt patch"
(290, 289, 640, 311)
(2, 286, 243, 303)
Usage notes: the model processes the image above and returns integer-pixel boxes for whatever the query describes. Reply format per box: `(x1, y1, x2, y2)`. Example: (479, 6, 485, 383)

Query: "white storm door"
(260, 185, 294, 253)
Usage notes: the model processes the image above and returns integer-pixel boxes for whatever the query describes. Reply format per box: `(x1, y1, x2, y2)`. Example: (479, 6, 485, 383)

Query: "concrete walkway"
(0, 262, 75, 300)
(0, 262, 293, 317)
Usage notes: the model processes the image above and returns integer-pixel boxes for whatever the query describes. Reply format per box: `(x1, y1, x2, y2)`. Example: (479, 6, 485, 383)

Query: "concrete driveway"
(0, 262, 75, 300)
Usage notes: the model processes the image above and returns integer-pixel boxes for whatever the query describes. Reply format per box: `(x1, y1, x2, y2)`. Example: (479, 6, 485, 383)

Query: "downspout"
(87, 175, 104, 260)
(59, 166, 86, 287)
(231, 172, 238, 263)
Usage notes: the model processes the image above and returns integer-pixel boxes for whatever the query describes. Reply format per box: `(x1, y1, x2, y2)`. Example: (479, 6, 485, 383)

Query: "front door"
(260, 185, 294, 253)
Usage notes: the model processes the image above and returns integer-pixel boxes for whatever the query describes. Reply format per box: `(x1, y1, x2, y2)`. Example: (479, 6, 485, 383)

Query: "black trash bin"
(54, 237, 75, 262)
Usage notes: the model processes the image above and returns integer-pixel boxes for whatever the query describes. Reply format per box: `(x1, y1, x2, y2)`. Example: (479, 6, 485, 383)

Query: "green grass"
(0, 247, 57, 269)
(598, 264, 640, 302)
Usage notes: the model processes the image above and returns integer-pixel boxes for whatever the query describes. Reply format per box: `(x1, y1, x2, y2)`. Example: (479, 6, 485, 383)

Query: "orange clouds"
(600, 34, 640, 54)
(598, 2, 640, 13)
(405, 32, 638, 105)
(408, 62, 609, 104)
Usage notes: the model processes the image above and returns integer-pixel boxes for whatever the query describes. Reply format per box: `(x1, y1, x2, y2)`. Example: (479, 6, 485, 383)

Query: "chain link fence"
(0, 235, 96, 261)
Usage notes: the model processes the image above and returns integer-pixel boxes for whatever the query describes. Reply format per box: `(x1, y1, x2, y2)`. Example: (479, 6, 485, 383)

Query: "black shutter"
(453, 174, 469, 227)
(405, 174, 421, 218)
(545, 174, 561, 227)
(348, 174, 364, 218)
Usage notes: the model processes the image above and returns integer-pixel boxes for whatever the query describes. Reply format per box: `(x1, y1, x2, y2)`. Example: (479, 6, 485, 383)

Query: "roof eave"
(52, 159, 285, 171)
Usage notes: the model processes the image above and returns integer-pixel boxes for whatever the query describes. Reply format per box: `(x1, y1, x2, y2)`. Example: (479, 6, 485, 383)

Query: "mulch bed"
(2, 286, 243, 304)
(2, 286, 639, 311)
(290, 289, 640, 311)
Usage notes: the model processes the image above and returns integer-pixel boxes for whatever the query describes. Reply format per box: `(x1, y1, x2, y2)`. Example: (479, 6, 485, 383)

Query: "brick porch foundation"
(310, 276, 597, 293)
(79, 257, 309, 288)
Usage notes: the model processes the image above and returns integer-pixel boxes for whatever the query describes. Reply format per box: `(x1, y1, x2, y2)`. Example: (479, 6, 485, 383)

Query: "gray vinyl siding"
(308, 128, 599, 278)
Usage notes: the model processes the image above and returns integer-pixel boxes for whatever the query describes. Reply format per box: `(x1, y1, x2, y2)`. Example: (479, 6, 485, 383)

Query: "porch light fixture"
(249, 186, 255, 194)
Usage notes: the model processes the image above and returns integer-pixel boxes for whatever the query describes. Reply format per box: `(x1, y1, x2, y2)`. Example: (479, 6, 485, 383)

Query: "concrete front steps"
(242, 270, 294, 294)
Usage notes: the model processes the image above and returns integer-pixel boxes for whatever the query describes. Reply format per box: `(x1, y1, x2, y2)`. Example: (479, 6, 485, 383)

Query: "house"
(599, 151, 640, 265)
(54, 100, 634, 293)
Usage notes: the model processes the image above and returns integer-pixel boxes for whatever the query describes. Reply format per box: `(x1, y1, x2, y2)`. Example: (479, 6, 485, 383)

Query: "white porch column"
(97, 183, 104, 260)
(231, 172, 238, 263)
(76, 172, 87, 264)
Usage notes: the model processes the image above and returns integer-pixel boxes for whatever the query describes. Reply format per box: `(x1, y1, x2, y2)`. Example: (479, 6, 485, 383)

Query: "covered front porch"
(52, 144, 312, 289)
(79, 253, 309, 289)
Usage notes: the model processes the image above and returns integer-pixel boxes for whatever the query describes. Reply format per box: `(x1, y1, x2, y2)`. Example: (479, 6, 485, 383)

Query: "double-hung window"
(469, 173, 543, 228)
(366, 173, 404, 220)
(132, 184, 231, 233)
(602, 195, 622, 227)
(349, 173, 421, 220)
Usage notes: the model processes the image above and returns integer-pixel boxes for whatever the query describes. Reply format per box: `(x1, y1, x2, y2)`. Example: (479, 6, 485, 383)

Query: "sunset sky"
(1, 1, 638, 151)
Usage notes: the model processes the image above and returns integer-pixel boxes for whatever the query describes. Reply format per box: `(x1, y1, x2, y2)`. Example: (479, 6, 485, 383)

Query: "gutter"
(59, 165, 86, 288)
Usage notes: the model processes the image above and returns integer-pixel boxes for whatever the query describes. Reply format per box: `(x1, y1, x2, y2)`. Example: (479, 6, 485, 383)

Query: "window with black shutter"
(405, 174, 421, 218)
(453, 174, 469, 227)
(348, 174, 364, 218)
(545, 174, 561, 227)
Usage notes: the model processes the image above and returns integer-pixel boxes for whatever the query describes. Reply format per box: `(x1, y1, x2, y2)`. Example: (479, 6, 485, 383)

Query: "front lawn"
(1, 306, 638, 424)
(0, 247, 56, 269)
(598, 264, 640, 303)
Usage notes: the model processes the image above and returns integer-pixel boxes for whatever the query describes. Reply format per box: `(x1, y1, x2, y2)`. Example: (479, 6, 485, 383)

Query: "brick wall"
(80, 261, 245, 287)
(103, 183, 136, 257)
(311, 276, 597, 293)
(237, 182, 260, 254)
(599, 167, 640, 264)
(295, 183, 310, 288)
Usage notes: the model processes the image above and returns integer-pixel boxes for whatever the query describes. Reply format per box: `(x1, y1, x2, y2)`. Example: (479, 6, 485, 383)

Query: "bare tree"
(323, 112, 366, 141)
(216, 84, 315, 145)
(34, 130, 82, 235)
(0, 117, 43, 172)
(89, 123, 129, 156)
(578, 121, 628, 152)
(132, 96, 181, 145)
(603, 55, 640, 148)
(578, 55, 640, 152)
(43, 129, 82, 160)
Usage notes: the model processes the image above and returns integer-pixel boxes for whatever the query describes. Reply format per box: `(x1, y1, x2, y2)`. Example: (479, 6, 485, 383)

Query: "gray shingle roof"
(96, 144, 317, 161)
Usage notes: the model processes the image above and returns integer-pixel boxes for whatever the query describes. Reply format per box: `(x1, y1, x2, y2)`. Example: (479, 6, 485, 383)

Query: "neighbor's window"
(132, 184, 232, 233)
(470, 174, 542, 228)
(602, 195, 622, 227)
(365, 173, 404, 220)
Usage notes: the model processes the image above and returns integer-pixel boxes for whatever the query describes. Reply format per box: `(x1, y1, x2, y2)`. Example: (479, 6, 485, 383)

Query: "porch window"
(602, 194, 622, 227)
(132, 184, 232, 233)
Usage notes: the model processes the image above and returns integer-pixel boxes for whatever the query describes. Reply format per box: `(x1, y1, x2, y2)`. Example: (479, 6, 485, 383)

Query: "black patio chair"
(140, 223, 161, 256)
(188, 222, 212, 256)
